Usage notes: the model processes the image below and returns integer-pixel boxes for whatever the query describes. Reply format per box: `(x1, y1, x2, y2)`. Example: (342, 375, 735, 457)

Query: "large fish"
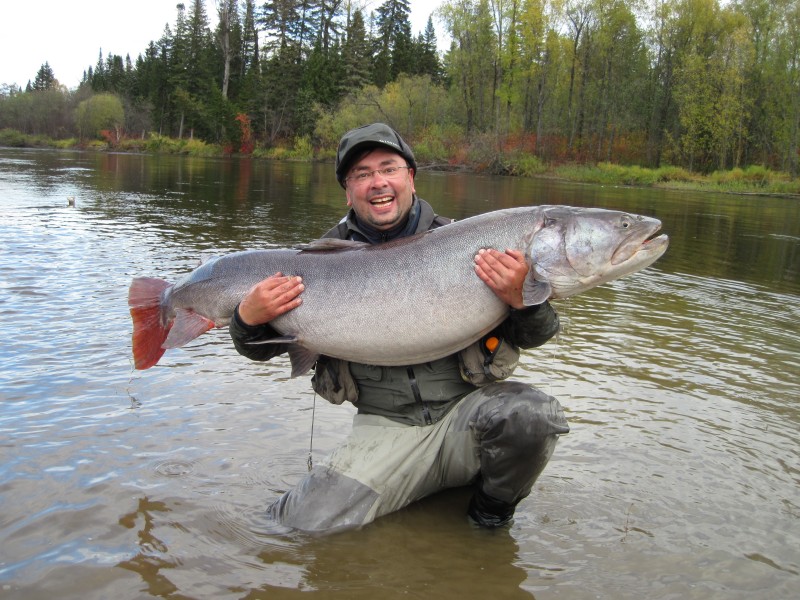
(129, 205, 668, 375)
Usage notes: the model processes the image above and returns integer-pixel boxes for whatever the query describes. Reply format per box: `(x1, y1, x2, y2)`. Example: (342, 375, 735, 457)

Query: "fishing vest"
(311, 335, 521, 408)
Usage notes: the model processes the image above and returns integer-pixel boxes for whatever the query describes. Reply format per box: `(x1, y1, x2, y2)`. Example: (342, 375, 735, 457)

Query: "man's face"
(344, 148, 416, 231)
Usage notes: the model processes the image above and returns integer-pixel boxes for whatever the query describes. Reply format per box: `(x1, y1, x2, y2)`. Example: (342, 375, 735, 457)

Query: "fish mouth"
(633, 232, 669, 266)
(611, 220, 669, 266)
(641, 233, 669, 253)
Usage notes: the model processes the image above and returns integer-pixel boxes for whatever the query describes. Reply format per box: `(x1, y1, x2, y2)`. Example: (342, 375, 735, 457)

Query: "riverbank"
(538, 162, 800, 199)
(2, 128, 798, 198)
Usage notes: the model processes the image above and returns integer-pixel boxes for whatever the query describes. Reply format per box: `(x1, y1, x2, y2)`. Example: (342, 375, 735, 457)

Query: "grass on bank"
(1, 128, 797, 197)
(0, 128, 79, 149)
(547, 162, 799, 196)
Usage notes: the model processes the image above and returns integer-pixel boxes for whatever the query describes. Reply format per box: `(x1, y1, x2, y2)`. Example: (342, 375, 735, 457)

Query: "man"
(230, 123, 569, 533)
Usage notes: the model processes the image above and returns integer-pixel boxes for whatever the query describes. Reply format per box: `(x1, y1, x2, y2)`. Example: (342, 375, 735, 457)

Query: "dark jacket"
(230, 197, 559, 425)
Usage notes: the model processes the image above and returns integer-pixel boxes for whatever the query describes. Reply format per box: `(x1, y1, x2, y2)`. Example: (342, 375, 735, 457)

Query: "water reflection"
(9, 148, 797, 291)
(0, 149, 798, 599)
(113, 490, 534, 599)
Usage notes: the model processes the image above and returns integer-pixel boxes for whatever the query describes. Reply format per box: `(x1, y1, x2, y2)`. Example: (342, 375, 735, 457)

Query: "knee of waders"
(480, 382, 570, 444)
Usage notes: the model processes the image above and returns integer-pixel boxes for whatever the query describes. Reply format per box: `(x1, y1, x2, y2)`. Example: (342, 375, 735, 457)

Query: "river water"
(0, 148, 797, 599)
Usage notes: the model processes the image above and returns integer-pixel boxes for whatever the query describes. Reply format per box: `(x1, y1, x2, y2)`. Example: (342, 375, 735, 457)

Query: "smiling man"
(229, 123, 569, 533)
(341, 151, 414, 233)
(333, 122, 426, 241)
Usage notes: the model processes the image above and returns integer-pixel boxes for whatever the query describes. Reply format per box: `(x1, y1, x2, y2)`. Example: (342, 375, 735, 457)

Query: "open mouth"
(642, 233, 669, 249)
(612, 222, 669, 265)
(637, 227, 670, 256)
(370, 195, 394, 206)
(622, 232, 669, 266)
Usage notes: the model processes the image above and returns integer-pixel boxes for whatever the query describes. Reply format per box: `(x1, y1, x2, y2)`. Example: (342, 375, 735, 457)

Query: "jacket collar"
(333, 196, 438, 243)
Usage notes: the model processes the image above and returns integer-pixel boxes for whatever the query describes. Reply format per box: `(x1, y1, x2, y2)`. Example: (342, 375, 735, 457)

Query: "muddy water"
(0, 149, 797, 599)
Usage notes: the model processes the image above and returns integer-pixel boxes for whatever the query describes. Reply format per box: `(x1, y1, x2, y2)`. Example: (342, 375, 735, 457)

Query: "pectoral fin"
(522, 275, 552, 306)
(244, 336, 317, 378)
(246, 335, 300, 345)
(287, 346, 319, 378)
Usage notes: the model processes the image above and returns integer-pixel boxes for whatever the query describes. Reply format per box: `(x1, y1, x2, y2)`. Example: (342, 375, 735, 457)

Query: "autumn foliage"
(235, 113, 254, 155)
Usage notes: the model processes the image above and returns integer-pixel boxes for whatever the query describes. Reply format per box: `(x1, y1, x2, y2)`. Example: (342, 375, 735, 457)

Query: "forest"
(0, 0, 798, 177)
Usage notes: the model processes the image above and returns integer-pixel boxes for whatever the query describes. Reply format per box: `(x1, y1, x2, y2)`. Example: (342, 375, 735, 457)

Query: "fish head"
(526, 206, 669, 301)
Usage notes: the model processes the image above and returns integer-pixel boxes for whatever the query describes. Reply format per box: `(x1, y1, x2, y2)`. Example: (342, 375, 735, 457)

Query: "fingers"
(474, 249, 528, 309)
(237, 272, 305, 326)
(474, 249, 526, 283)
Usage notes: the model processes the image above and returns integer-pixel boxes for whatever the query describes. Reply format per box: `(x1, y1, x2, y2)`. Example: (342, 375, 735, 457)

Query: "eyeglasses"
(345, 165, 410, 185)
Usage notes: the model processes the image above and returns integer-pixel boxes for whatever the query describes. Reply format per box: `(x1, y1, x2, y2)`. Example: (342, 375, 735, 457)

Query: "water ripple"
(1, 149, 797, 599)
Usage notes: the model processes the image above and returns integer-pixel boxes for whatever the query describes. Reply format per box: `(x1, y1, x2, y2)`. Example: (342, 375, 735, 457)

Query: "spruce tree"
(372, 0, 412, 87)
(342, 9, 372, 91)
(416, 17, 442, 82)
(32, 62, 56, 91)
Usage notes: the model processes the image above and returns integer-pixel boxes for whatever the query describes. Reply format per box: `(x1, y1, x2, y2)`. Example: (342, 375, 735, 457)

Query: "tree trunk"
(219, 0, 231, 99)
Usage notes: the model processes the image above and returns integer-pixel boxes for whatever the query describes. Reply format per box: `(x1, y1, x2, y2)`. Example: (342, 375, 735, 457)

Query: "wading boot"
(467, 488, 516, 528)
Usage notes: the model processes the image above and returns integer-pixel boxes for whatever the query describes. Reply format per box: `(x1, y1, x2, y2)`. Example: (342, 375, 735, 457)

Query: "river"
(0, 148, 798, 599)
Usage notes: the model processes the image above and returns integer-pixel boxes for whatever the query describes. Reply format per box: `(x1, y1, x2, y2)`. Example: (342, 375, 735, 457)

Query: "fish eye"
(621, 217, 632, 229)
(544, 217, 558, 227)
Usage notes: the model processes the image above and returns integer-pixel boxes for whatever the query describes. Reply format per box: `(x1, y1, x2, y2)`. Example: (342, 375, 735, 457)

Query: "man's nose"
(370, 170, 391, 185)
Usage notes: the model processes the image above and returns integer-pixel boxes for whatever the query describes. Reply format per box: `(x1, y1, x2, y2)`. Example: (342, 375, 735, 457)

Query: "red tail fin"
(128, 277, 172, 369)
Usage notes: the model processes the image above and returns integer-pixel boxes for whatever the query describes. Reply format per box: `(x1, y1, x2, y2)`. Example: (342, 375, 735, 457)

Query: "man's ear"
(345, 188, 353, 207)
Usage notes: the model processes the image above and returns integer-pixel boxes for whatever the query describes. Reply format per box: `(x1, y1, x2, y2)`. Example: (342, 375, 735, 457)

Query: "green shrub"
(0, 129, 58, 148)
(85, 140, 108, 151)
(116, 138, 145, 152)
(515, 154, 547, 176)
(144, 133, 178, 153)
(0, 128, 27, 147)
(551, 163, 665, 186)
(255, 146, 289, 160)
(251, 146, 272, 159)
(711, 166, 772, 188)
(568, 163, 660, 186)
(767, 179, 800, 194)
(181, 138, 220, 156)
(287, 135, 313, 160)
(315, 145, 336, 162)
(411, 123, 467, 164)
(742, 165, 770, 184)
(711, 167, 743, 185)
(655, 165, 697, 183)
(413, 137, 449, 164)
(53, 138, 78, 149)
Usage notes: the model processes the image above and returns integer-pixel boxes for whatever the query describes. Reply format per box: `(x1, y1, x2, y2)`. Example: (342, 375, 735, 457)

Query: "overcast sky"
(2, 0, 444, 90)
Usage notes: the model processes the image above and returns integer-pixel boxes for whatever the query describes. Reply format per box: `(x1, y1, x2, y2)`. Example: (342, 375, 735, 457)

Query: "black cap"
(335, 123, 417, 187)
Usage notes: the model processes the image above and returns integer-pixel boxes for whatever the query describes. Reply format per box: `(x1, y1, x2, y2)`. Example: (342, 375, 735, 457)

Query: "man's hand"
(474, 249, 528, 309)
(237, 272, 304, 326)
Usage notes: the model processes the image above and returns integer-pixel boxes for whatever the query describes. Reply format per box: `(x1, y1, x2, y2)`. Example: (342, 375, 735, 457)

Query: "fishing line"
(308, 391, 317, 471)
(544, 297, 570, 398)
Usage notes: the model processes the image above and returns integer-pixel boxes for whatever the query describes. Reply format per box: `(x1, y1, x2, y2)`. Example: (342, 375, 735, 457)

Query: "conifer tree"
(240, 0, 260, 77)
(373, 0, 413, 87)
(236, 0, 262, 118)
(32, 62, 56, 91)
(416, 16, 441, 82)
(342, 8, 372, 90)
